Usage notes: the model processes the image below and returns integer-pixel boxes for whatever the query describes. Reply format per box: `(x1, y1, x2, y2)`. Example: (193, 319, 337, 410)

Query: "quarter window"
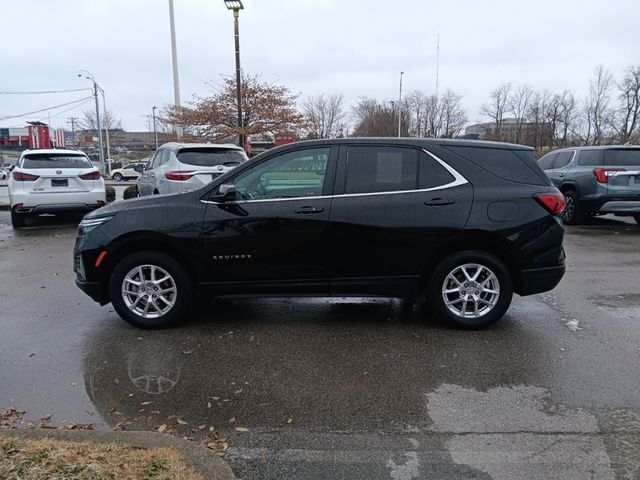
(232, 148, 329, 200)
(419, 151, 455, 188)
(577, 150, 601, 166)
(345, 146, 418, 194)
(538, 152, 558, 170)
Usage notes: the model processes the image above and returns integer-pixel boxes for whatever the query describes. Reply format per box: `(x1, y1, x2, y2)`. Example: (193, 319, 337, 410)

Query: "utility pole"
(67, 117, 78, 145)
(224, 0, 245, 149)
(168, 0, 182, 138)
(398, 71, 404, 137)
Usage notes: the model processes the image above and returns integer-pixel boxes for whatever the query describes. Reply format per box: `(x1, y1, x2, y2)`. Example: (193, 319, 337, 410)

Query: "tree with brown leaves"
(166, 74, 305, 145)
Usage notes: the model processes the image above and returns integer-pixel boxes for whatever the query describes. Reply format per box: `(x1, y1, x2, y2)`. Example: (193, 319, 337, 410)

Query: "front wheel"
(426, 251, 513, 329)
(112, 173, 123, 182)
(109, 251, 192, 329)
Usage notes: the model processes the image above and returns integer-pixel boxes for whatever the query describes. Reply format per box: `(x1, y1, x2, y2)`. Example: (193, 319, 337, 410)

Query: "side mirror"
(133, 164, 144, 173)
(210, 184, 236, 202)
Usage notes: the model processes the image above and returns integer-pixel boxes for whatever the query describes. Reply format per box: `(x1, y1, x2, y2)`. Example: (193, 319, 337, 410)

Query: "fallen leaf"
(157, 424, 167, 433)
(210, 396, 220, 401)
(207, 402, 212, 409)
(287, 416, 293, 424)
(141, 401, 152, 406)
(235, 426, 249, 432)
(234, 389, 243, 395)
(176, 418, 189, 425)
(228, 417, 236, 424)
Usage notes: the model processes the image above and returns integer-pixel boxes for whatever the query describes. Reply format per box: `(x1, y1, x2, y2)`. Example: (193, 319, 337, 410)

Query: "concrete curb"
(0, 429, 236, 480)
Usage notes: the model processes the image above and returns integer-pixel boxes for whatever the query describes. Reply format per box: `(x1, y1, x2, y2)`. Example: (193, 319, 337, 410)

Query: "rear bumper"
(599, 201, 640, 214)
(517, 265, 565, 296)
(14, 203, 103, 214)
(581, 195, 640, 215)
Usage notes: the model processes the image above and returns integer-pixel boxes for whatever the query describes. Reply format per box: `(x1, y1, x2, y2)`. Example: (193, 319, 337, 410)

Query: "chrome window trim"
(201, 148, 468, 205)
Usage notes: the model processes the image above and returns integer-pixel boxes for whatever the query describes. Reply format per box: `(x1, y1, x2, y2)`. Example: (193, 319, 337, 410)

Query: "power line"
(36, 98, 93, 123)
(0, 88, 92, 95)
(0, 96, 94, 121)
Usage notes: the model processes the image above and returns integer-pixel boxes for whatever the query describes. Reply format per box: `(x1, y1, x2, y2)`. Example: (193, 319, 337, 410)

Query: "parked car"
(110, 162, 147, 182)
(9, 149, 106, 228)
(538, 145, 640, 225)
(137, 143, 248, 196)
(74, 138, 566, 329)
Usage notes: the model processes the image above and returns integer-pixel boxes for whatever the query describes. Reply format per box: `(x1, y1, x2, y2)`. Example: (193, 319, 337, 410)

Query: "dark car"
(538, 145, 640, 225)
(74, 138, 566, 329)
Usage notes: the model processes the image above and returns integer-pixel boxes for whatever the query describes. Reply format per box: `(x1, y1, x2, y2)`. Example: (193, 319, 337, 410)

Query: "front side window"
(345, 146, 418, 194)
(232, 147, 329, 200)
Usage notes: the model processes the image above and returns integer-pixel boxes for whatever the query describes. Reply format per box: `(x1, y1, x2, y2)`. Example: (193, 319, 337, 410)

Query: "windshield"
(21, 153, 93, 169)
(177, 148, 247, 167)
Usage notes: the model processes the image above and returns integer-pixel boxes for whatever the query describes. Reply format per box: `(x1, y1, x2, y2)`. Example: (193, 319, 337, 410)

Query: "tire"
(426, 250, 513, 329)
(562, 190, 583, 225)
(633, 214, 640, 226)
(109, 251, 192, 329)
(112, 173, 123, 182)
(11, 210, 27, 228)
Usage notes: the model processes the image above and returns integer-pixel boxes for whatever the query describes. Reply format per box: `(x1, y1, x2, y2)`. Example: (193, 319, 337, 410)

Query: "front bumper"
(75, 278, 109, 305)
(517, 265, 565, 296)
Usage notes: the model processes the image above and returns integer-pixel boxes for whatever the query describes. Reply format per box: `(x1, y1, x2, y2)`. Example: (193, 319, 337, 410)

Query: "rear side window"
(444, 146, 548, 185)
(554, 151, 574, 168)
(419, 151, 455, 188)
(21, 153, 92, 169)
(577, 150, 601, 166)
(604, 149, 640, 166)
(538, 152, 558, 170)
(345, 146, 418, 194)
(177, 148, 247, 167)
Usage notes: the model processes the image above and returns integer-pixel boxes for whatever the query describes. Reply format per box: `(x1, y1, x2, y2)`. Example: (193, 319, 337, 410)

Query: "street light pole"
(224, 0, 244, 149)
(101, 90, 111, 175)
(152, 106, 159, 149)
(168, 0, 183, 138)
(398, 71, 404, 137)
(78, 71, 105, 174)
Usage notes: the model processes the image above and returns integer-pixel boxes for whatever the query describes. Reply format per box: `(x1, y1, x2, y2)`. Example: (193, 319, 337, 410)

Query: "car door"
(198, 145, 337, 294)
(137, 153, 158, 196)
(328, 144, 473, 296)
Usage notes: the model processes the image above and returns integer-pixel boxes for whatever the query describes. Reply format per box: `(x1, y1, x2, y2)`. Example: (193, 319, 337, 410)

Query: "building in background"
(0, 122, 66, 149)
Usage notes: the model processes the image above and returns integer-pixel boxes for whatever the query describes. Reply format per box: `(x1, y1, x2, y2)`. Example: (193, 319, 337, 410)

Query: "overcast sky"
(1, 0, 638, 132)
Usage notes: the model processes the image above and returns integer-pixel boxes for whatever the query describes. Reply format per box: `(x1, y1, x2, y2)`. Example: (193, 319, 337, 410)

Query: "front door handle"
(295, 206, 325, 214)
(425, 198, 455, 206)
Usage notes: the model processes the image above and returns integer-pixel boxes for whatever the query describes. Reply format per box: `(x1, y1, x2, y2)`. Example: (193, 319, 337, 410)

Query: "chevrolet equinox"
(74, 139, 566, 329)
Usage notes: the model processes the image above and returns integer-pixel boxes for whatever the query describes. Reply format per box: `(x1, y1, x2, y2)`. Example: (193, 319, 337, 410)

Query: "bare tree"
(508, 84, 533, 143)
(439, 90, 468, 138)
(526, 90, 551, 149)
(558, 90, 577, 146)
(301, 93, 346, 139)
(406, 90, 428, 137)
(81, 109, 122, 132)
(424, 94, 442, 137)
(586, 65, 614, 145)
(480, 83, 512, 138)
(351, 97, 405, 137)
(613, 65, 640, 143)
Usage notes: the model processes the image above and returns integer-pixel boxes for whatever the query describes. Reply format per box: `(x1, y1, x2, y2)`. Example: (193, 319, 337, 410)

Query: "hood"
(86, 194, 180, 218)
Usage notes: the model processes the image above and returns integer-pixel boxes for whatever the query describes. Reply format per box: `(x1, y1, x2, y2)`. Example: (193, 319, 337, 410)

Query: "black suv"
(74, 139, 566, 329)
(538, 145, 640, 225)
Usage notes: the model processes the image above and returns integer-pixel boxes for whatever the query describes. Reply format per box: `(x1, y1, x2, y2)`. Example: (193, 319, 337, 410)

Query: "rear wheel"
(562, 190, 583, 225)
(10, 209, 27, 228)
(109, 251, 192, 329)
(426, 251, 513, 329)
(112, 173, 123, 182)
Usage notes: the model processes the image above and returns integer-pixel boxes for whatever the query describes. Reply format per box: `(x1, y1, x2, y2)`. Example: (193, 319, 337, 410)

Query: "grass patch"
(0, 435, 203, 480)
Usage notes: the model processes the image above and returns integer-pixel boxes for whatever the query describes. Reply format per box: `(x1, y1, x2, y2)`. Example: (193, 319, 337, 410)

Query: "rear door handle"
(295, 206, 325, 214)
(559, 173, 566, 178)
(425, 198, 455, 206)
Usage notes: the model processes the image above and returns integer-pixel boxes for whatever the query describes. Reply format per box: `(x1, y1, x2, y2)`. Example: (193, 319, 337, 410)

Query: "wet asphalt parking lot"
(1, 210, 639, 479)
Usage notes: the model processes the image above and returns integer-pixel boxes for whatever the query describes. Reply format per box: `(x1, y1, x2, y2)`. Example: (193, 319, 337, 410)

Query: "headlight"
(78, 216, 113, 235)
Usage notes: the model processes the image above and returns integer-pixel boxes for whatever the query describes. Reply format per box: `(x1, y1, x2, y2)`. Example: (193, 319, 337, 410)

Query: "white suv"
(9, 149, 106, 228)
(137, 143, 247, 196)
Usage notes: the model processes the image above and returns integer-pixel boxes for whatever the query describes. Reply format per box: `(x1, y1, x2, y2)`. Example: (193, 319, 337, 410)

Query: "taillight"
(533, 191, 566, 216)
(79, 171, 101, 180)
(164, 171, 195, 181)
(593, 168, 625, 183)
(12, 171, 39, 181)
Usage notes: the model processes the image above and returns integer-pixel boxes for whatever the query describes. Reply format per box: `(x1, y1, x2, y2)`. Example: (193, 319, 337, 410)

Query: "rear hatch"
(601, 148, 640, 196)
(20, 153, 98, 193)
(176, 147, 247, 186)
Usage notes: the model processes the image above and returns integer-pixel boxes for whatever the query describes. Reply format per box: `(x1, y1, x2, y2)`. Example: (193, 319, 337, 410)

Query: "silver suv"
(137, 143, 248, 196)
(538, 146, 640, 225)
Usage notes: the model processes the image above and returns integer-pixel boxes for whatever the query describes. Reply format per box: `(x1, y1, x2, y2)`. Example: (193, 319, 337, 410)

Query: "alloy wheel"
(121, 264, 177, 319)
(441, 263, 500, 319)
